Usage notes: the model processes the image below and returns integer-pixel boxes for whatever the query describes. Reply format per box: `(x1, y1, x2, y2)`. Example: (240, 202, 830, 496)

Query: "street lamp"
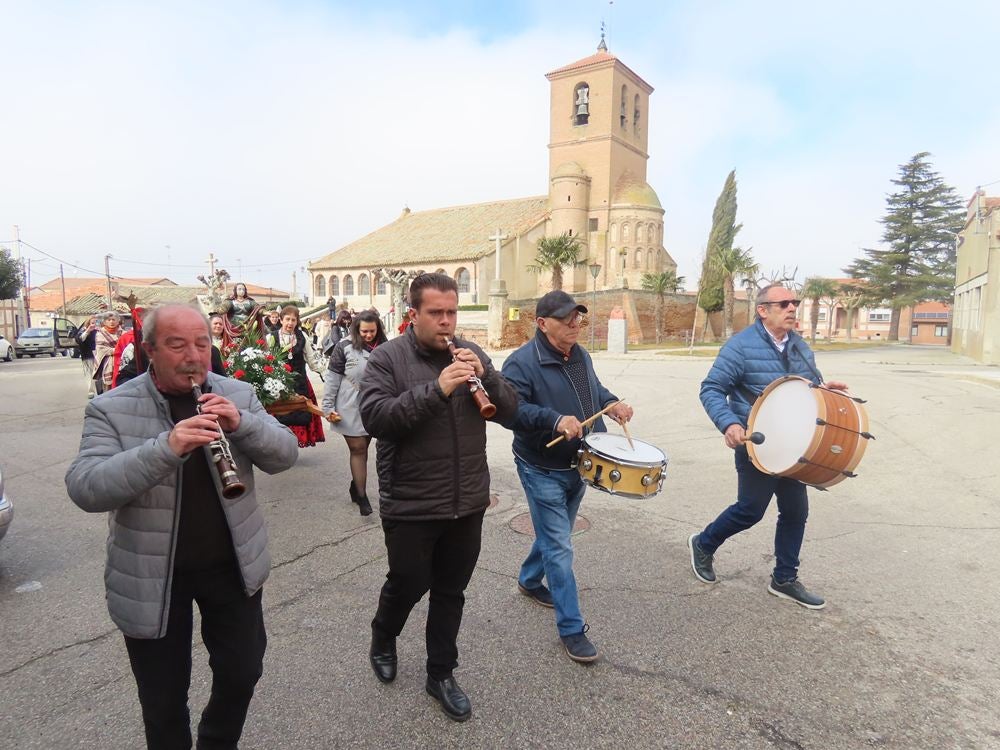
(589, 263, 602, 350)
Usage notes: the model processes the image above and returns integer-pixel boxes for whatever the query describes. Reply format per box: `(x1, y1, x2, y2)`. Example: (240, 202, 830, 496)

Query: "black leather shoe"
(369, 633, 397, 683)
(357, 494, 373, 516)
(425, 676, 472, 722)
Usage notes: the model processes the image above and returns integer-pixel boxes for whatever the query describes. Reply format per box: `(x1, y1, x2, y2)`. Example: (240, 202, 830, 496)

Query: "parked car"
(0, 334, 14, 362)
(14, 318, 82, 358)
(0, 464, 12, 543)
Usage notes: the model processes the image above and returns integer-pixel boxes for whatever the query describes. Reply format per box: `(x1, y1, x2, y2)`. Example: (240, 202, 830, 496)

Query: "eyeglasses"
(552, 312, 586, 327)
(760, 299, 802, 310)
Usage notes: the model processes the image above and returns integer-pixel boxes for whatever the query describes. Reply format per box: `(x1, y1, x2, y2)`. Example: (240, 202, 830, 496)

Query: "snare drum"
(746, 376, 872, 489)
(577, 433, 668, 499)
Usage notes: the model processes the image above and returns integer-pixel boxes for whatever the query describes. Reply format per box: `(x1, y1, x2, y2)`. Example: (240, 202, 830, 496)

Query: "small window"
(633, 94, 641, 135)
(637, 225, 644, 243)
(622, 223, 630, 242)
(359, 273, 370, 296)
(315, 275, 326, 298)
(634, 249, 642, 268)
(330, 276, 340, 296)
(573, 82, 590, 126)
(589, 218, 598, 232)
(455, 267, 470, 294)
(646, 249, 653, 270)
(376, 277, 387, 295)
(343, 274, 354, 296)
(935, 325, 948, 337)
(911, 325, 919, 337)
(620, 85, 628, 128)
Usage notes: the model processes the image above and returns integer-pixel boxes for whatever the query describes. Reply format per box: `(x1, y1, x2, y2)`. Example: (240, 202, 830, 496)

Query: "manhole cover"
(509, 512, 591, 537)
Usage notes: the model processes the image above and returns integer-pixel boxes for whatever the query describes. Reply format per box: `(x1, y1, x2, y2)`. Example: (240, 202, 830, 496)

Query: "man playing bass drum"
(689, 284, 847, 609)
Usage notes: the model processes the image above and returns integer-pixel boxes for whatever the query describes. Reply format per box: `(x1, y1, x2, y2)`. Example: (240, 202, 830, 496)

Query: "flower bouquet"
(222, 334, 298, 407)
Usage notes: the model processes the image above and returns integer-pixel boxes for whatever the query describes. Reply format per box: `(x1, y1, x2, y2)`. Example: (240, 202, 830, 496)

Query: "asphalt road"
(1, 345, 997, 749)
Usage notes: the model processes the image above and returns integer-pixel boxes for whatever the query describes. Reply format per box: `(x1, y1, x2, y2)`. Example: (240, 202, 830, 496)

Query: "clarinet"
(189, 377, 247, 499)
(446, 339, 497, 419)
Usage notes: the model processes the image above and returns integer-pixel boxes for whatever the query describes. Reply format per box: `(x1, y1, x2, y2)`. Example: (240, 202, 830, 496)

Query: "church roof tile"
(310, 196, 549, 271)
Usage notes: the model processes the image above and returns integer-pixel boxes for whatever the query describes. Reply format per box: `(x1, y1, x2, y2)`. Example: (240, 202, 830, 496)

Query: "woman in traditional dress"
(267, 305, 325, 447)
(321, 310, 387, 516)
(92, 311, 123, 394)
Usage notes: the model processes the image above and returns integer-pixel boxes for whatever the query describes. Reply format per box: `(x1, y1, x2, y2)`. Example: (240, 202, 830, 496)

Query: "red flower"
(234, 369, 246, 379)
(256, 338, 266, 345)
(283, 363, 293, 372)
(262, 365, 274, 374)
(265, 354, 275, 362)
(222, 361, 231, 369)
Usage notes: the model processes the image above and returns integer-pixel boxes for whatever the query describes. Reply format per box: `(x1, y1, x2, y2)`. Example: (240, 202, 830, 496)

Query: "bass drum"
(577, 433, 667, 499)
(747, 376, 872, 489)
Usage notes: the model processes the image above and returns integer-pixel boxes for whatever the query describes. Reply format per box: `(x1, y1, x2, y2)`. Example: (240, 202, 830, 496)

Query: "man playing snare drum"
(501, 290, 633, 663)
(689, 284, 847, 609)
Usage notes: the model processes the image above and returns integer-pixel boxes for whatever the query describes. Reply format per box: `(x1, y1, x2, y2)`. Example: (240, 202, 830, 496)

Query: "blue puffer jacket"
(700, 319, 824, 433)
(501, 330, 618, 470)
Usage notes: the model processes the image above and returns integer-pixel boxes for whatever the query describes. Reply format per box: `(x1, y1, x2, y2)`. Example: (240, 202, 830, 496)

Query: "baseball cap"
(536, 290, 588, 319)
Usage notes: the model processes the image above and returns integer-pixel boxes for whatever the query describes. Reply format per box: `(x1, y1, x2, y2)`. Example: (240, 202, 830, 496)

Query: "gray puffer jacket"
(65, 371, 299, 638)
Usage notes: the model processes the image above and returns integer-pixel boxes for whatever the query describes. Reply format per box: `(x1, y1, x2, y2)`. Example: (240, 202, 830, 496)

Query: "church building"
(308, 40, 676, 308)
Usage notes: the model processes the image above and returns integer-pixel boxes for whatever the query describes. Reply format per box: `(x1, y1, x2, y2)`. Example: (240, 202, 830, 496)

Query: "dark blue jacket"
(501, 330, 618, 470)
(700, 319, 823, 433)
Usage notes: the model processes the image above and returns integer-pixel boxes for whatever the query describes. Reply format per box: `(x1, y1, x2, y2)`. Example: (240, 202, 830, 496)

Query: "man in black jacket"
(360, 273, 517, 722)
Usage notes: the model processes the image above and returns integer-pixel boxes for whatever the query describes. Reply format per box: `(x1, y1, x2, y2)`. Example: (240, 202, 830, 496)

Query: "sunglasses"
(761, 299, 801, 309)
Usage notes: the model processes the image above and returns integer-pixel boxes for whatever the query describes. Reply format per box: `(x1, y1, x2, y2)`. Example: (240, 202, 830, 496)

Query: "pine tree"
(697, 171, 742, 321)
(844, 152, 964, 340)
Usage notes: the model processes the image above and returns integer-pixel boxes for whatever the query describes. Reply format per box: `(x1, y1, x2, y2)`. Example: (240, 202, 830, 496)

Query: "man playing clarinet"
(500, 290, 633, 664)
(360, 273, 517, 721)
(65, 304, 298, 749)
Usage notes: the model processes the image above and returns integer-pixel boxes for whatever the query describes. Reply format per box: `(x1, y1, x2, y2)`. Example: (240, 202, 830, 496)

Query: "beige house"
(952, 190, 1000, 363)
(308, 42, 677, 310)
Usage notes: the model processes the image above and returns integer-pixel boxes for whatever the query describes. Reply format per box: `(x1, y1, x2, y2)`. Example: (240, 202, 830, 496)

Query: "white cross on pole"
(205, 252, 217, 277)
(488, 228, 508, 280)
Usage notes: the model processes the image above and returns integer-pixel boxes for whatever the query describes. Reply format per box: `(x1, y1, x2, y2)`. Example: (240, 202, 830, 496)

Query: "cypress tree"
(698, 170, 742, 316)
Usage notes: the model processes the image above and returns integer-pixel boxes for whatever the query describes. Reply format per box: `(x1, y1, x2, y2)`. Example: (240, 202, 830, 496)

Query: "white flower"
(263, 377, 285, 397)
(240, 347, 262, 361)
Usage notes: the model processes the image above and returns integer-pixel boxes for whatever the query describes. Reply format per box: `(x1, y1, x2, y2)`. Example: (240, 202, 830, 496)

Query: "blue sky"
(1, 0, 997, 295)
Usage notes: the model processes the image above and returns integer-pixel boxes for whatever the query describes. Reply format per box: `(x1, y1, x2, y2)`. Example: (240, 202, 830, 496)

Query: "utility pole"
(12, 224, 28, 332)
(59, 264, 67, 317)
(104, 254, 114, 307)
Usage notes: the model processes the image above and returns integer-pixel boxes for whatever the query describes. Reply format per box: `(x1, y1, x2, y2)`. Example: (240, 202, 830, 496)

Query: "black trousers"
(372, 510, 484, 680)
(123, 565, 267, 750)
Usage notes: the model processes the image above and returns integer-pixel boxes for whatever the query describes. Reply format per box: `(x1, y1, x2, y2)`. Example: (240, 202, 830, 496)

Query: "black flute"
(190, 377, 246, 499)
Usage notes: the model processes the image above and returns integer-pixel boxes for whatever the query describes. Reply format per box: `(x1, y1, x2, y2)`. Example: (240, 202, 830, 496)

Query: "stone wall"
(498, 290, 746, 349)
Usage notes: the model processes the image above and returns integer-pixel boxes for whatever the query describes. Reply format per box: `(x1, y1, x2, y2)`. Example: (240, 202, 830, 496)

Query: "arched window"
(359, 273, 370, 296)
(633, 94, 641, 135)
(635, 249, 643, 268)
(376, 276, 387, 295)
(330, 275, 339, 296)
(610, 223, 618, 242)
(646, 249, 654, 270)
(315, 275, 326, 298)
(343, 274, 354, 296)
(622, 223, 630, 242)
(573, 82, 590, 126)
(620, 85, 628, 128)
(455, 267, 471, 293)
(435, 268, 446, 275)
(636, 224, 644, 243)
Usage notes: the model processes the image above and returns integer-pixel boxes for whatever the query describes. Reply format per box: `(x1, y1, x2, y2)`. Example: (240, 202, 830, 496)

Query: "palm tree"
(641, 270, 685, 343)
(528, 233, 583, 291)
(801, 277, 838, 344)
(711, 245, 758, 338)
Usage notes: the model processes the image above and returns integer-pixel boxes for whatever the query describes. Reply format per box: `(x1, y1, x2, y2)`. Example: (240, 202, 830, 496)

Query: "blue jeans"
(697, 447, 809, 582)
(515, 457, 587, 637)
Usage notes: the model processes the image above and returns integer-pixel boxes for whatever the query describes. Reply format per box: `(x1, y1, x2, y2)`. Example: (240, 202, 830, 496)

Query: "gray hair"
(143, 304, 209, 347)
(755, 284, 790, 320)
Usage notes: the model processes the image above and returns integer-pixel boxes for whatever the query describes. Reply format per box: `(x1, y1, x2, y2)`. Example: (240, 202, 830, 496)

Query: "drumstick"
(545, 401, 622, 448)
(621, 419, 635, 450)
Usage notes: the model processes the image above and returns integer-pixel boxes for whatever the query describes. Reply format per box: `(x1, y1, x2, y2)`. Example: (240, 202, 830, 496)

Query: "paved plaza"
(1, 344, 997, 749)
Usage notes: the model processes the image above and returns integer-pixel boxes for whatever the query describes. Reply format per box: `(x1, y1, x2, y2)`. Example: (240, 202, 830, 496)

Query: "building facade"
(308, 42, 677, 310)
(952, 190, 1000, 364)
